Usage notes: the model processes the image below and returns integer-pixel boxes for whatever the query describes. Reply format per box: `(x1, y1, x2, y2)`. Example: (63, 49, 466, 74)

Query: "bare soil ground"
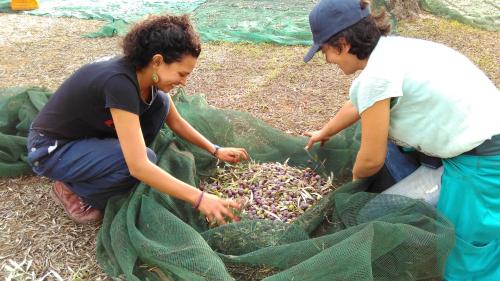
(0, 12, 498, 280)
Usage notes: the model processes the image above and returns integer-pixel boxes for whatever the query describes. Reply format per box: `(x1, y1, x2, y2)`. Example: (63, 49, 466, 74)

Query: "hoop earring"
(152, 73, 159, 83)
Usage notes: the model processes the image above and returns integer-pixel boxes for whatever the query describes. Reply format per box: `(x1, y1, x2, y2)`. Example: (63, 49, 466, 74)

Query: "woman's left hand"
(216, 147, 249, 163)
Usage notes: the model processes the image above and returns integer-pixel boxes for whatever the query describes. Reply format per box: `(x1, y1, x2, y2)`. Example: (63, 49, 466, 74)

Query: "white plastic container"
(382, 165, 444, 207)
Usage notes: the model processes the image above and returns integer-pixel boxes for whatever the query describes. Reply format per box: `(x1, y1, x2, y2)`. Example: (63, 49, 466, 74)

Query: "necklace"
(140, 86, 154, 103)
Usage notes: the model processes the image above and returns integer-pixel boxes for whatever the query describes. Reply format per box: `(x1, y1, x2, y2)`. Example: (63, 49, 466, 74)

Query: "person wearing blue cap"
(303, 0, 500, 280)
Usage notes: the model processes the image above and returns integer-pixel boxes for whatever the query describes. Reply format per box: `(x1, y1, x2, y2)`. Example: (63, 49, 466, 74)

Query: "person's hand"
(197, 193, 241, 225)
(304, 130, 331, 150)
(216, 147, 249, 163)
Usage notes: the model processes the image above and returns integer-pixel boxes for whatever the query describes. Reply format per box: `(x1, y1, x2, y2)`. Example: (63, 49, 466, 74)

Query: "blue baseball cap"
(304, 0, 371, 62)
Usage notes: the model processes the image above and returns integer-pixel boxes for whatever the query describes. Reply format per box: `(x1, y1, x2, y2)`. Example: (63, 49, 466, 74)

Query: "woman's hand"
(197, 193, 242, 225)
(304, 130, 331, 150)
(216, 147, 249, 163)
(303, 101, 360, 151)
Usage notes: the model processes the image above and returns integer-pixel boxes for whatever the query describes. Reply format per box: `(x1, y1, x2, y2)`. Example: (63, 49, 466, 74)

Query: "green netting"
(0, 0, 496, 44)
(0, 0, 317, 44)
(0, 86, 455, 280)
(0, 87, 51, 176)
(0, 0, 8, 11)
(420, 0, 499, 32)
(192, 0, 314, 45)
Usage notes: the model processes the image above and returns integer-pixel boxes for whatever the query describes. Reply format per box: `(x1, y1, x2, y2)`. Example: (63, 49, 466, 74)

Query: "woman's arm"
(165, 94, 248, 162)
(111, 107, 240, 224)
(352, 99, 390, 180)
(305, 100, 360, 149)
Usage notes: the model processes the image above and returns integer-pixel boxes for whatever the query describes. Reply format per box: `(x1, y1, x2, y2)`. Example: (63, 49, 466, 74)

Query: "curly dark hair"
(122, 14, 201, 69)
(326, 0, 391, 60)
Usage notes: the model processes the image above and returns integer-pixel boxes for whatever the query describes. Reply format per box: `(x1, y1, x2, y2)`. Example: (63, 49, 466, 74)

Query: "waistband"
(463, 134, 500, 156)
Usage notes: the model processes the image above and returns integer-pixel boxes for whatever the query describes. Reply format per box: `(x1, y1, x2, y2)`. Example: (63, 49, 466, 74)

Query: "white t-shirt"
(350, 36, 500, 158)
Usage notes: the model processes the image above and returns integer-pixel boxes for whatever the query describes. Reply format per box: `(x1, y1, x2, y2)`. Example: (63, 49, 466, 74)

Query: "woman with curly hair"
(27, 15, 248, 225)
(303, 0, 499, 280)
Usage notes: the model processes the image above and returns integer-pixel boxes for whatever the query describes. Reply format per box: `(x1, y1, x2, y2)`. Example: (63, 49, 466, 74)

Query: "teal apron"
(438, 136, 500, 281)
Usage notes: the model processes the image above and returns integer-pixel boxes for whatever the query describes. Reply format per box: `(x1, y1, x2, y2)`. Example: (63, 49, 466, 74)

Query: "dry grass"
(0, 11, 498, 280)
(0, 176, 107, 280)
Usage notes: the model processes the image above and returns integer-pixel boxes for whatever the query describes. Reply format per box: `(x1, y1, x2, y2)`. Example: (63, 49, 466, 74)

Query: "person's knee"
(146, 148, 157, 164)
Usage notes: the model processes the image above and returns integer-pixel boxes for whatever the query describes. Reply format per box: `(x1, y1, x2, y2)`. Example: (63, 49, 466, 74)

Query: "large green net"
(420, 0, 499, 32)
(0, 87, 455, 280)
(0, 0, 497, 43)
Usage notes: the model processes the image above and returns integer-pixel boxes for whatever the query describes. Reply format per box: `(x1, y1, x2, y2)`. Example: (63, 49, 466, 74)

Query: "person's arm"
(111, 107, 239, 224)
(352, 99, 390, 180)
(165, 94, 248, 162)
(305, 100, 360, 149)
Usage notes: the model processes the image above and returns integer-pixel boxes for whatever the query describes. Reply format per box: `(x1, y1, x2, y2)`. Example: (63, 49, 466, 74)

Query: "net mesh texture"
(0, 87, 455, 280)
(0, 0, 496, 43)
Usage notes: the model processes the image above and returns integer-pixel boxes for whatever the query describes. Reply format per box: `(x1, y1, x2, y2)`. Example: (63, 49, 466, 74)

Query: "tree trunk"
(386, 0, 421, 20)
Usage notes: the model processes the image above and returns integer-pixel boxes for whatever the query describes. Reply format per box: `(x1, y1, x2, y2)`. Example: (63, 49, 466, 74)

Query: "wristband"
(193, 191, 205, 210)
(212, 144, 221, 157)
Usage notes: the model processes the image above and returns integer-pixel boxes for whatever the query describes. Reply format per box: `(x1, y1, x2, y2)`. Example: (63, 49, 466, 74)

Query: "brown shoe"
(50, 181, 103, 224)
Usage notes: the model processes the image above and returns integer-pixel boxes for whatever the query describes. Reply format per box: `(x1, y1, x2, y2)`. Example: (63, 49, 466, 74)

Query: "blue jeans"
(368, 141, 422, 192)
(384, 141, 421, 182)
(27, 133, 157, 209)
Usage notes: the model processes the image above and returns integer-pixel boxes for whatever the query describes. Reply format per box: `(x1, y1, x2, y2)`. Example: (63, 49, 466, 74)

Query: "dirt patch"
(185, 42, 352, 134)
(0, 176, 107, 280)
